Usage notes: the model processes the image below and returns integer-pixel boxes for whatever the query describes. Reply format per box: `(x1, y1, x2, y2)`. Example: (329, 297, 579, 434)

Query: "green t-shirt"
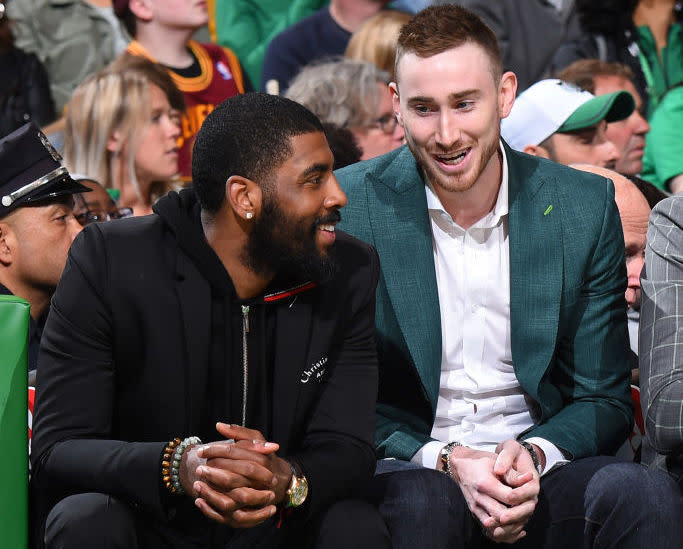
(209, 0, 328, 89)
(637, 22, 683, 119)
(641, 85, 683, 191)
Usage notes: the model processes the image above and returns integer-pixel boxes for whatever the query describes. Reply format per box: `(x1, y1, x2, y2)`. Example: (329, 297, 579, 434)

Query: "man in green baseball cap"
(501, 78, 635, 169)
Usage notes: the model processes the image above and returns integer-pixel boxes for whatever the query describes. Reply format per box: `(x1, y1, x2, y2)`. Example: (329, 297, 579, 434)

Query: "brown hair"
(557, 59, 635, 94)
(345, 10, 412, 80)
(395, 5, 502, 83)
(113, 0, 136, 38)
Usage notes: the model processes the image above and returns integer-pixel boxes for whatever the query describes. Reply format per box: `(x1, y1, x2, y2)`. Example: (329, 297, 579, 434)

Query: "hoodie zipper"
(241, 305, 249, 427)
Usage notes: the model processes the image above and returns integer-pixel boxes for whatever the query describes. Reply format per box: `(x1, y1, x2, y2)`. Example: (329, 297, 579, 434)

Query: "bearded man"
(30, 93, 391, 549)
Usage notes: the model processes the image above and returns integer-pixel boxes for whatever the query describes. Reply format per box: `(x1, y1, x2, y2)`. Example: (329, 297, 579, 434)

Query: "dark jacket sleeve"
(31, 226, 167, 520)
(288, 240, 380, 520)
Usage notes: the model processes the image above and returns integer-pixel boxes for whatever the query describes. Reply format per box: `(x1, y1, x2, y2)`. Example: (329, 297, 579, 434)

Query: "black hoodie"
(154, 189, 272, 442)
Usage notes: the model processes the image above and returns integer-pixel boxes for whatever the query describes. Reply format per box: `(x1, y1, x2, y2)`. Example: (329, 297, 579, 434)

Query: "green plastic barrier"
(0, 295, 29, 549)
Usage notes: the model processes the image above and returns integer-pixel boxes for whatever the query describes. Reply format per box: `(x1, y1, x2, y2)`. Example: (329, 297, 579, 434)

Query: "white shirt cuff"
(524, 437, 569, 476)
(411, 440, 445, 469)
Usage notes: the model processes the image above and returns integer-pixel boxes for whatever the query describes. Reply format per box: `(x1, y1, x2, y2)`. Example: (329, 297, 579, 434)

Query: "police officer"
(0, 122, 89, 381)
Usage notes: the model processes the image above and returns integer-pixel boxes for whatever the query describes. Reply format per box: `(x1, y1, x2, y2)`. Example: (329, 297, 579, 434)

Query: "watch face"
(289, 477, 309, 507)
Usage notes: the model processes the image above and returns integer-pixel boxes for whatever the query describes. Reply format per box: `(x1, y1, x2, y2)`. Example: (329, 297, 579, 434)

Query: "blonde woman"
(64, 55, 184, 216)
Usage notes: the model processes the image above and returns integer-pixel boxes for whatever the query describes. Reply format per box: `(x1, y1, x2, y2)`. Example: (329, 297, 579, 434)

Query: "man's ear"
(498, 71, 517, 119)
(389, 82, 402, 126)
(0, 222, 15, 267)
(128, 0, 154, 22)
(226, 175, 262, 222)
(523, 144, 550, 159)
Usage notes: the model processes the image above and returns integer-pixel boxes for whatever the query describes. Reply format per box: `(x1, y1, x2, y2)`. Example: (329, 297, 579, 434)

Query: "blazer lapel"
(368, 149, 442, 409)
(506, 146, 562, 399)
(272, 294, 313, 453)
(174, 251, 211, 432)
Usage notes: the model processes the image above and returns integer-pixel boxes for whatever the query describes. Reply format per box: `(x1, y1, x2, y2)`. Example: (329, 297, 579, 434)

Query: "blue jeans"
(369, 456, 683, 549)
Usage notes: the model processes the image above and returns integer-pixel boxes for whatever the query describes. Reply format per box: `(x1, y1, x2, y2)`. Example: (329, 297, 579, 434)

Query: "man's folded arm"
(31, 227, 168, 518)
(288, 242, 381, 519)
(521, 182, 633, 459)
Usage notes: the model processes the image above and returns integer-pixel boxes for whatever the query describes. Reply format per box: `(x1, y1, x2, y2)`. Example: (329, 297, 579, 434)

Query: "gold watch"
(285, 462, 308, 508)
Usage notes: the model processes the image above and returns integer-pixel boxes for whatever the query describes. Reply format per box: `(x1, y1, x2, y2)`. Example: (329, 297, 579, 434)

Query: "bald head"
(572, 164, 650, 310)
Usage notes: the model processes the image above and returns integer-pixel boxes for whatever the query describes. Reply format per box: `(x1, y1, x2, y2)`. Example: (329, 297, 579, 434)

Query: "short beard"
(242, 193, 339, 284)
(404, 125, 500, 194)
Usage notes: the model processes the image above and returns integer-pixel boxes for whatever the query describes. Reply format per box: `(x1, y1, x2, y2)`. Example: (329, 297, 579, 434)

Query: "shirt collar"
(425, 140, 509, 227)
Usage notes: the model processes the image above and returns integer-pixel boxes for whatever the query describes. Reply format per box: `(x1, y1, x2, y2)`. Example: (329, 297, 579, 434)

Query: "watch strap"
(519, 440, 543, 475)
(440, 441, 463, 477)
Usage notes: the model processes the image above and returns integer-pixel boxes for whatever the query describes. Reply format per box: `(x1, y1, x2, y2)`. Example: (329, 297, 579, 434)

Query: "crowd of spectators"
(0, 1, 681, 548)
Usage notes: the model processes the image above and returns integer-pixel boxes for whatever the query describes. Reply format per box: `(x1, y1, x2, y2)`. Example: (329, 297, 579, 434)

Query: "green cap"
(558, 90, 635, 133)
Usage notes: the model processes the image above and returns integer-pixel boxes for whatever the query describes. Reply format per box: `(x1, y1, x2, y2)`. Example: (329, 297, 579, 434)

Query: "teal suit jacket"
(337, 142, 633, 462)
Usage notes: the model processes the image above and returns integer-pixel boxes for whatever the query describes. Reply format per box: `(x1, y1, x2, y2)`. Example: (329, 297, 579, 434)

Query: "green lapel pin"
(544, 205, 553, 216)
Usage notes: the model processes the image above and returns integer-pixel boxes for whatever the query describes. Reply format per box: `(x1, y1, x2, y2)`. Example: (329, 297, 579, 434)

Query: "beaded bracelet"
(161, 436, 202, 495)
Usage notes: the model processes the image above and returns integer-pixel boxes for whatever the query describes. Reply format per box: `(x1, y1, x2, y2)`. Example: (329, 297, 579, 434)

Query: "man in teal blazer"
(338, 5, 682, 549)
(338, 140, 633, 462)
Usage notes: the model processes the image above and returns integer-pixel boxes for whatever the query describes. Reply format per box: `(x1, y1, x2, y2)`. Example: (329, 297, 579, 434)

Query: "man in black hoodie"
(30, 93, 390, 549)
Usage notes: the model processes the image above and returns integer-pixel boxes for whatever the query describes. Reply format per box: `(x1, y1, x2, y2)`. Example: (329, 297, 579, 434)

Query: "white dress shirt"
(411, 143, 567, 475)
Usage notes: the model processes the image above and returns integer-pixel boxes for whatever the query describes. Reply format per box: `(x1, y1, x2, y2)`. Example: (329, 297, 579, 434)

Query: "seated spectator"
(641, 84, 683, 194)
(552, 0, 683, 119)
(322, 122, 363, 169)
(261, 0, 392, 94)
(337, 6, 683, 547)
(113, 0, 249, 182)
(286, 59, 404, 160)
(501, 78, 634, 168)
(0, 0, 55, 136)
(572, 164, 651, 383)
(30, 92, 391, 549)
(6, 0, 128, 115)
(0, 122, 87, 377)
(639, 193, 683, 488)
(558, 59, 651, 177)
(63, 56, 184, 216)
(344, 9, 412, 79)
(70, 176, 133, 225)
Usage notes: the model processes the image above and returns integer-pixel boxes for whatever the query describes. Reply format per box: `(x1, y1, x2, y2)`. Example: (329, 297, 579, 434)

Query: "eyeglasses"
(75, 207, 133, 226)
(372, 114, 399, 135)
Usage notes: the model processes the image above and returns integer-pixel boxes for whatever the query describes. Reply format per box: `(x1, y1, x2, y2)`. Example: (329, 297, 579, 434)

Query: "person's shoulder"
(334, 230, 376, 259)
(75, 214, 165, 253)
(328, 230, 378, 281)
(651, 193, 683, 227)
(507, 146, 615, 197)
(194, 41, 235, 61)
(267, 6, 329, 49)
(336, 145, 414, 190)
